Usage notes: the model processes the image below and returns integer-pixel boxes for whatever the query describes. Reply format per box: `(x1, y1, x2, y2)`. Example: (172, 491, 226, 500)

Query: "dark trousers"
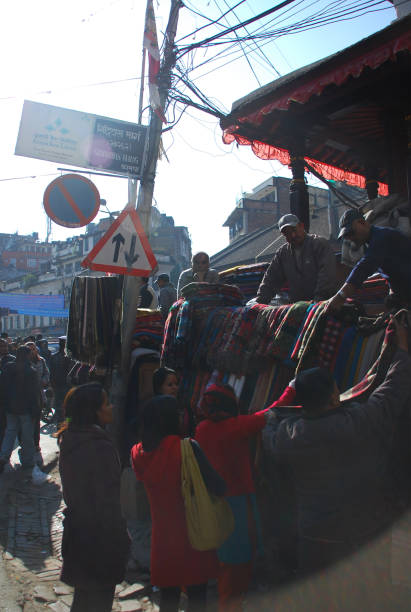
(0, 410, 6, 448)
(160, 583, 207, 612)
(54, 387, 69, 423)
(71, 585, 116, 612)
(33, 414, 40, 450)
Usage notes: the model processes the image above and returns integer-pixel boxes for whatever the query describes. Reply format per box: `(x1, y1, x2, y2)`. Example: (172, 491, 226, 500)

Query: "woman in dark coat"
(59, 383, 130, 612)
(131, 395, 225, 612)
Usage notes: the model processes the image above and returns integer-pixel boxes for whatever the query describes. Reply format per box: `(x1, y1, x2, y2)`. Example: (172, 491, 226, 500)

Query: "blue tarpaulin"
(0, 293, 68, 317)
(16, 309, 69, 318)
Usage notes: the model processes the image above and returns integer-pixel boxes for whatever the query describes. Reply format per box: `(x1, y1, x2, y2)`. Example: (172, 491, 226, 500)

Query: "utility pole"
(111, 0, 183, 447)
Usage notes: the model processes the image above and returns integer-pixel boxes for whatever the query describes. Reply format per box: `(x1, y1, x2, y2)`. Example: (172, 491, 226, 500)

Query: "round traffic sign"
(43, 174, 100, 228)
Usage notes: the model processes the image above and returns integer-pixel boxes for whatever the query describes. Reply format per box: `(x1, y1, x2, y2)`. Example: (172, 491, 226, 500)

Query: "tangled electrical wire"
(161, 0, 394, 127)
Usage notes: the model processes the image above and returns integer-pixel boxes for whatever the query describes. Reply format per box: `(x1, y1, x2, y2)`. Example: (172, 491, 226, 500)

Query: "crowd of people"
(0, 333, 74, 479)
(55, 314, 411, 612)
(2, 206, 411, 611)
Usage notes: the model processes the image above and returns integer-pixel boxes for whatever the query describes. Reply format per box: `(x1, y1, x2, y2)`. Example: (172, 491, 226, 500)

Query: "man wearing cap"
(156, 273, 177, 320)
(256, 214, 337, 304)
(327, 209, 411, 312)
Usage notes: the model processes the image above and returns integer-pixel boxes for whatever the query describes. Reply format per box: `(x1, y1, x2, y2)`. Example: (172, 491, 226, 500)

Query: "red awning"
(222, 22, 411, 195)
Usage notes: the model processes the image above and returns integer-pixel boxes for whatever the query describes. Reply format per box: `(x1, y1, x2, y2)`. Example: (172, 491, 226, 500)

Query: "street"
(0, 425, 157, 612)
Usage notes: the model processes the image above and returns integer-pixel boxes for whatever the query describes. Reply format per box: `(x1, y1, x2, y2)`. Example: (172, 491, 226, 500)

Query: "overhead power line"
(177, 0, 299, 56)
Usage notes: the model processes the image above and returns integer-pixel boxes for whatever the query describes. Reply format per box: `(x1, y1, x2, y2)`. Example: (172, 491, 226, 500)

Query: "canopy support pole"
(365, 166, 379, 201)
(289, 150, 309, 231)
(406, 111, 411, 221)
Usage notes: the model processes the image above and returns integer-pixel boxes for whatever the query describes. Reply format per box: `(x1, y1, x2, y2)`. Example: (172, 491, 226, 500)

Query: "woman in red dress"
(131, 395, 225, 612)
(195, 382, 296, 612)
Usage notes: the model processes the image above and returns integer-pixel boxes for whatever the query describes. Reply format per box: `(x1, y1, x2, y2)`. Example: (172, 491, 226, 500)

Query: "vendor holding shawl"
(327, 209, 411, 311)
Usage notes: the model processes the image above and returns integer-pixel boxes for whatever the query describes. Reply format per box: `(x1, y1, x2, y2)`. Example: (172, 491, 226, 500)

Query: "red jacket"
(131, 435, 218, 587)
(195, 386, 296, 497)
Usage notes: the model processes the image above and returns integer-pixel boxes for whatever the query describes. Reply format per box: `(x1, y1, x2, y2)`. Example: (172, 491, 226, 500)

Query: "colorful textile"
(269, 301, 311, 360)
(318, 316, 344, 369)
(67, 276, 122, 366)
(339, 315, 404, 403)
(132, 309, 164, 351)
(219, 263, 269, 301)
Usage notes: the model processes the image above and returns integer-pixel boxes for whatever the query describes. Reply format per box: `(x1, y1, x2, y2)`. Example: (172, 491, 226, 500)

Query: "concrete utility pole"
(122, 0, 182, 370)
(112, 0, 182, 447)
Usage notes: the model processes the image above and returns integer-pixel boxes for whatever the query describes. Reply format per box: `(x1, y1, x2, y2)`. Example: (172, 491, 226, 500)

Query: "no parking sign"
(43, 174, 100, 228)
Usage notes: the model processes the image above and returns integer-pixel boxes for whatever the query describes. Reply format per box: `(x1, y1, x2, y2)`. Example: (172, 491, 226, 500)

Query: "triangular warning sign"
(82, 208, 157, 276)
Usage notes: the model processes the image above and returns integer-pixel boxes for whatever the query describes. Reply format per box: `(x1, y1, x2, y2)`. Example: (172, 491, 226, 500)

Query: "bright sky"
(0, 0, 397, 256)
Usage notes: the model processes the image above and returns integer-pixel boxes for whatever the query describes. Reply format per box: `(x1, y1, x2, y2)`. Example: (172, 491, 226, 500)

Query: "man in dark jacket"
(263, 317, 411, 573)
(0, 345, 40, 473)
(256, 214, 337, 304)
(0, 338, 15, 447)
(49, 336, 74, 423)
(0, 338, 15, 371)
(327, 209, 411, 312)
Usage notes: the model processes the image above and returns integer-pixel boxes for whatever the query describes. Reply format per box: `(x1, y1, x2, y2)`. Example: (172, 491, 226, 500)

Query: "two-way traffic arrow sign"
(82, 208, 157, 276)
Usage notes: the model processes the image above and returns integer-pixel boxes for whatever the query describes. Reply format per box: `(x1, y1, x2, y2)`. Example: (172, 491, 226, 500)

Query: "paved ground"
(0, 423, 159, 612)
(4, 423, 411, 611)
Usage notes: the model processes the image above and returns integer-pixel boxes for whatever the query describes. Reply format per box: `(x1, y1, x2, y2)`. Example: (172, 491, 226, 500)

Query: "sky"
(0, 0, 397, 256)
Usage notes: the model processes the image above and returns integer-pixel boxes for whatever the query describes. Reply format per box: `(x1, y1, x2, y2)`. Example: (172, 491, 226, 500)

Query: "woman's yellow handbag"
(181, 438, 234, 551)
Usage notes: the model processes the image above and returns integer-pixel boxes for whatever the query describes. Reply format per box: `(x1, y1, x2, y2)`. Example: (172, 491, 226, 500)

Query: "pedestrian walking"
(38, 339, 52, 364)
(49, 336, 74, 423)
(26, 341, 50, 463)
(155, 274, 177, 320)
(58, 383, 130, 612)
(0, 345, 40, 474)
(138, 277, 159, 309)
(0, 338, 15, 447)
(131, 395, 225, 612)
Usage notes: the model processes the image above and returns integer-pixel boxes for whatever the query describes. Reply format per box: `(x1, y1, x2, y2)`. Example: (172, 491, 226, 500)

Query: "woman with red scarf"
(195, 383, 296, 612)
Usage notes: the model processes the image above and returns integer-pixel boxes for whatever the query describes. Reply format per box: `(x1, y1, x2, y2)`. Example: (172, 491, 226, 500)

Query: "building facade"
(211, 176, 365, 271)
(0, 209, 191, 337)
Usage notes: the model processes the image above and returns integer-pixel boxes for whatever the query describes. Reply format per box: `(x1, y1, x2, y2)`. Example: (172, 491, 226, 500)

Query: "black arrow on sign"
(112, 233, 125, 263)
(125, 234, 139, 268)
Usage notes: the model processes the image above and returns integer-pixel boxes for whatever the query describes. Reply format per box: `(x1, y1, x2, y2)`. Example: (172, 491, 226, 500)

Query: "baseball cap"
(338, 209, 364, 239)
(156, 273, 170, 283)
(278, 214, 300, 232)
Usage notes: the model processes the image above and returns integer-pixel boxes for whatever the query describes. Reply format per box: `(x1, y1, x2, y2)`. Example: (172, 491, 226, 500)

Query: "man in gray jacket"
(177, 252, 219, 298)
(256, 214, 337, 304)
(263, 317, 411, 576)
(156, 274, 177, 320)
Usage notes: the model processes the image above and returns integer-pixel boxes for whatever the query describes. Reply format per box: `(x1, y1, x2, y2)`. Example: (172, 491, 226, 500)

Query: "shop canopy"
(221, 15, 411, 195)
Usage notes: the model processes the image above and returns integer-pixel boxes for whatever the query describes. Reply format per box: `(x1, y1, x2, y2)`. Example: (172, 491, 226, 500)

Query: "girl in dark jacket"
(58, 383, 130, 612)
